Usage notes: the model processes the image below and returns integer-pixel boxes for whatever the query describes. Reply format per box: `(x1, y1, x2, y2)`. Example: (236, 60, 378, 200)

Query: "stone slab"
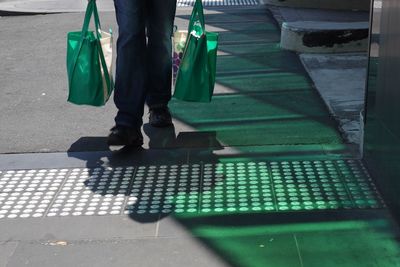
(281, 21, 369, 53)
(0, 148, 189, 170)
(300, 53, 368, 145)
(0, 242, 19, 267)
(0, 216, 158, 242)
(7, 237, 230, 267)
(261, 0, 370, 11)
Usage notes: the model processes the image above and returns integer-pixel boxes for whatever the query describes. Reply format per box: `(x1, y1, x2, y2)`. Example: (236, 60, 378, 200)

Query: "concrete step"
(280, 21, 369, 53)
(261, 0, 370, 11)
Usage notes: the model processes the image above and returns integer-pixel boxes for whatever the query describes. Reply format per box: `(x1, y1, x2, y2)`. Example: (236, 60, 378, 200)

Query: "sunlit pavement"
(1, 3, 400, 267)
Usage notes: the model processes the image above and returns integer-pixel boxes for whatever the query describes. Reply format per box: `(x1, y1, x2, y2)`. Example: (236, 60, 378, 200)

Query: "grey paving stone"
(157, 217, 198, 238)
(0, 148, 189, 170)
(0, 241, 18, 267)
(300, 53, 368, 146)
(0, 151, 109, 170)
(7, 237, 230, 267)
(0, 13, 118, 154)
(0, 216, 157, 242)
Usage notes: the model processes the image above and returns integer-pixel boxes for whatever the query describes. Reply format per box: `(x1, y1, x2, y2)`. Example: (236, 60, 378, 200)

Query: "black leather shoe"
(149, 107, 173, 127)
(107, 125, 143, 146)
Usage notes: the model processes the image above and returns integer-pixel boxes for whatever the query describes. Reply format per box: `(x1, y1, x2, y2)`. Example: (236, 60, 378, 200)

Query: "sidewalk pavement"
(0, 0, 370, 151)
(0, 0, 260, 14)
(1, 2, 399, 267)
(0, 0, 113, 14)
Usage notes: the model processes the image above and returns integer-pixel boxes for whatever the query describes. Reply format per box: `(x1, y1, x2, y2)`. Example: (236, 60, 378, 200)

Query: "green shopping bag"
(66, 0, 113, 106)
(174, 0, 219, 102)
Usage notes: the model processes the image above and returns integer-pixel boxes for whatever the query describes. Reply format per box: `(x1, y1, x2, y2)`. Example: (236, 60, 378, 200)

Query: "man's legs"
(113, 0, 146, 129)
(109, 0, 146, 146)
(145, 0, 176, 108)
(110, 0, 176, 145)
(145, 0, 176, 127)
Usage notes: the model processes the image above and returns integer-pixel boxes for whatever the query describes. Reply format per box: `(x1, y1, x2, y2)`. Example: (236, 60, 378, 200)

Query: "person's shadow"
(67, 124, 223, 223)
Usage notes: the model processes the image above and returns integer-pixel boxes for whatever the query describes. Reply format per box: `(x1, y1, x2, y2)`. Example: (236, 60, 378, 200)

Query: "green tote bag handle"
(68, 1, 95, 83)
(68, 0, 111, 89)
(92, 2, 113, 91)
(188, 0, 206, 37)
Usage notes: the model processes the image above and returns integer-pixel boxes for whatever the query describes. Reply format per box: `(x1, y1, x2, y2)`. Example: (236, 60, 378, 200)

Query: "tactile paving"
(125, 164, 201, 215)
(200, 162, 274, 213)
(336, 160, 383, 209)
(0, 160, 385, 220)
(270, 160, 354, 211)
(47, 167, 134, 217)
(0, 169, 67, 219)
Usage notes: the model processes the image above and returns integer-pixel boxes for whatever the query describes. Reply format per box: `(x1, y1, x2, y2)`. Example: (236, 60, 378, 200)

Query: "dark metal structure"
(364, 0, 400, 219)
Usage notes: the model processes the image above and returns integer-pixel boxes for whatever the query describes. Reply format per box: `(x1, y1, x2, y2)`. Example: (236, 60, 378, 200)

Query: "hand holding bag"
(173, 0, 219, 102)
(66, 0, 113, 106)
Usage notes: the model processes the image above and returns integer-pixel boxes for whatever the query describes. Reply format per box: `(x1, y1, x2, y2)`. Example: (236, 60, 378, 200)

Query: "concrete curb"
(281, 21, 369, 53)
(260, 0, 370, 11)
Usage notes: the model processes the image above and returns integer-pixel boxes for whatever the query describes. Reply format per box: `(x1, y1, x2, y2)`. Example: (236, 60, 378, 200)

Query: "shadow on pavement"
(67, 125, 223, 224)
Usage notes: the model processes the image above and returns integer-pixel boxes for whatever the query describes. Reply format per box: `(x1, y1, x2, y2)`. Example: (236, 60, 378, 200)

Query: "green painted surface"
(216, 53, 302, 73)
(297, 229, 400, 267)
(197, 13, 275, 23)
(218, 43, 282, 55)
(178, 11, 276, 24)
(217, 32, 280, 43)
(184, 217, 390, 237)
(171, 91, 343, 146)
(215, 73, 311, 93)
(206, 120, 341, 145)
(172, 92, 331, 121)
(172, 213, 400, 267)
(187, 144, 355, 164)
(213, 21, 279, 32)
(197, 234, 302, 267)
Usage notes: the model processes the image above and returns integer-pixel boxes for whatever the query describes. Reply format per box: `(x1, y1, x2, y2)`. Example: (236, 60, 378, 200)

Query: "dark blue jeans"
(113, 0, 176, 128)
